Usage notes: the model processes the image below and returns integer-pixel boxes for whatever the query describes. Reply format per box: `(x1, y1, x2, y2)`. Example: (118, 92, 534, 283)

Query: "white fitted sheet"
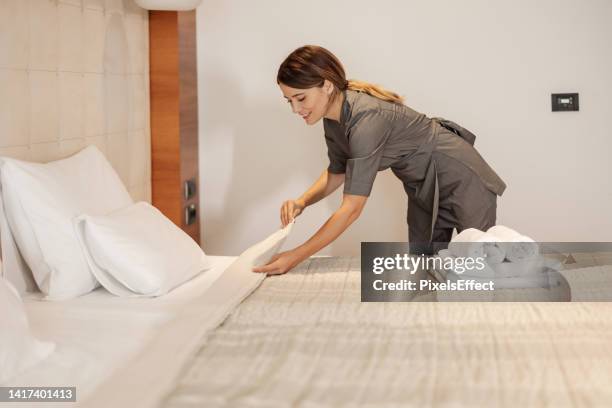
(3, 255, 237, 407)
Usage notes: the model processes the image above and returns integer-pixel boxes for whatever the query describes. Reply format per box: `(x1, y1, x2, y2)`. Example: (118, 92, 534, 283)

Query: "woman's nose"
(290, 102, 299, 114)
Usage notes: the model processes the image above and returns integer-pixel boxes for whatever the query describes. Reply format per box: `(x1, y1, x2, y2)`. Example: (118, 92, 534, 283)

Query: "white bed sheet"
(3, 255, 237, 407)
(82, 250, 269, 408)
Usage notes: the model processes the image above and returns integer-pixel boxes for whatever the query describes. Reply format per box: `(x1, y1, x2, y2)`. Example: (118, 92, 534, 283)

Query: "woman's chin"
(304, 115, 319, 125)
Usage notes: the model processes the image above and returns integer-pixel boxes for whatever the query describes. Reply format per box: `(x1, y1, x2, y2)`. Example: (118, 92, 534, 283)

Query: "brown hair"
(276, 45, 404, 105)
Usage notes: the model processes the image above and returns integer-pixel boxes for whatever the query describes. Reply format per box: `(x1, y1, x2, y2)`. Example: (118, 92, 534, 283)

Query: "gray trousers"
(407, 190, 497, 255)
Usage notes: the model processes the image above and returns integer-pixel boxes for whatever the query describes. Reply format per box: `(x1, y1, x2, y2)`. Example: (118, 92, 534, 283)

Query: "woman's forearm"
(298, 170, 345, 208)
(294, 195, 365, 259)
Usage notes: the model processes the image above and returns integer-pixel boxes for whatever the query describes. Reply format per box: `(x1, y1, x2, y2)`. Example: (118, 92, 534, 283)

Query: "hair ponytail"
(277, 45, 404, 105)
(347, 79, 404, 104)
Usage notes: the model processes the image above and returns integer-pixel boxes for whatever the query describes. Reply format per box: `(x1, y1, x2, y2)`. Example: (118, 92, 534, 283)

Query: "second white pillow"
(74, 202, 212, 297)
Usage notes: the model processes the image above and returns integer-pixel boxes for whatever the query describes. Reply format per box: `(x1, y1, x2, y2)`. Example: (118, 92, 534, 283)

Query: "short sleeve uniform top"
(323, 89, 506, 238)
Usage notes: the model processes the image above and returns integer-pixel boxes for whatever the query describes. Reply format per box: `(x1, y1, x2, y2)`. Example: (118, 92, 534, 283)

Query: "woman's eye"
(286, 97, 305, 104)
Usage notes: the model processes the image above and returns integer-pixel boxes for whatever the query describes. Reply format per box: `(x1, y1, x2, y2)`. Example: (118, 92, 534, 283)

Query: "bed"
(3, 254, 612, 407)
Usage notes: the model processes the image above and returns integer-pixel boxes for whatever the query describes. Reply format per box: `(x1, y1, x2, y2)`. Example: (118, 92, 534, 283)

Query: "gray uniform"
(323, 90, 506, 254)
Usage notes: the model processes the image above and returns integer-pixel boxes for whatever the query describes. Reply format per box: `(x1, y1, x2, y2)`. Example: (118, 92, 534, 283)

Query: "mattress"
(161, 257, 612, 407)
(5, 255, 239, 407)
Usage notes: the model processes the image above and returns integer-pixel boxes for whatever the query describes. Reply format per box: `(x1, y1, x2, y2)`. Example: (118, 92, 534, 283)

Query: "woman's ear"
(323, 79, 333, 95)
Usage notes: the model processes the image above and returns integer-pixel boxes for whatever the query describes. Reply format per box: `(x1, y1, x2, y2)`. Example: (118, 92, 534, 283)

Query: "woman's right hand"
(281, 199, 305, 227)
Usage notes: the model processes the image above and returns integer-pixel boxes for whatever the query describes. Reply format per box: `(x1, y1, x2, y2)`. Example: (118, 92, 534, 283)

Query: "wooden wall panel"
(178, 11, 200, 242)
(149, 10, 200, 244)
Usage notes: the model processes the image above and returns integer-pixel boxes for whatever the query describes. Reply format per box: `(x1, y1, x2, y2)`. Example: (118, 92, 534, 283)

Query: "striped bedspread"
(163, 257, 612, 407)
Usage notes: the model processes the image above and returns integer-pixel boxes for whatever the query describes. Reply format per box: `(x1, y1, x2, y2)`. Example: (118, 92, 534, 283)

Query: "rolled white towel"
(483, 242, 505, 265)
(487, 225, 539, 262)
(447, 228, 506, 264)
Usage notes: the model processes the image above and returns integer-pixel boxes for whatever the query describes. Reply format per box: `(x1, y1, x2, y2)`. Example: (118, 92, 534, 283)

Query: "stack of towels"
(434, 225, 559, 289)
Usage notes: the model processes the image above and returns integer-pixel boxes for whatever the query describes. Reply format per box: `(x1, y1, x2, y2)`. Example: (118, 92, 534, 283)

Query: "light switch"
(184, 178, 196, 200)
(185, 204, 197, 225)
(552, 93, 579, 111)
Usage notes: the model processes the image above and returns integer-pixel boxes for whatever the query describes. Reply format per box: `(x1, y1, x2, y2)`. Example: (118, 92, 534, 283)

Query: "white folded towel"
(447, 228, 506, 264)
(482, 242, 506, 265)
(487, 225, 539, 262)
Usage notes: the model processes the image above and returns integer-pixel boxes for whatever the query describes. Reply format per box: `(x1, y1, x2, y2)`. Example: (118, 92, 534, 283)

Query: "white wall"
(196, 0, 612, 256)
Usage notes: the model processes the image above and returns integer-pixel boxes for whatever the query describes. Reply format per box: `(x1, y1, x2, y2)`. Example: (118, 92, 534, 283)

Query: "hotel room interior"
(1, 0, 612, 406)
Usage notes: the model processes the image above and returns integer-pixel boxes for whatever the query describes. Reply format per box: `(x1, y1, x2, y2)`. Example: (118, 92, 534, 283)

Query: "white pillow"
(0, 145, 133, 299)
(74, 201, 212, 297)
(0, 185, 37, 294)
(0, 275, 55, 383)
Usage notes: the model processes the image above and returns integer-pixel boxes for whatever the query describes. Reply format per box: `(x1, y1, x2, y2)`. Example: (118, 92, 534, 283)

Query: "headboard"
(0, 1, 151, 292)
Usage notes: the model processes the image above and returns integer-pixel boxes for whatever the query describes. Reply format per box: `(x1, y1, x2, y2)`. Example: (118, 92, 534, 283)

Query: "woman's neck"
(324, 91, 345, 123)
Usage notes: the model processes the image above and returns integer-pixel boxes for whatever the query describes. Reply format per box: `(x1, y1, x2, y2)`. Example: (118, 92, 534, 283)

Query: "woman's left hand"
(252, 250, 303, 275)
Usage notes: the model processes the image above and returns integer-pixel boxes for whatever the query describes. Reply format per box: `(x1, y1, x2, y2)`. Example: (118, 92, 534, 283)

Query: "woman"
(253, 45, 506, 275)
